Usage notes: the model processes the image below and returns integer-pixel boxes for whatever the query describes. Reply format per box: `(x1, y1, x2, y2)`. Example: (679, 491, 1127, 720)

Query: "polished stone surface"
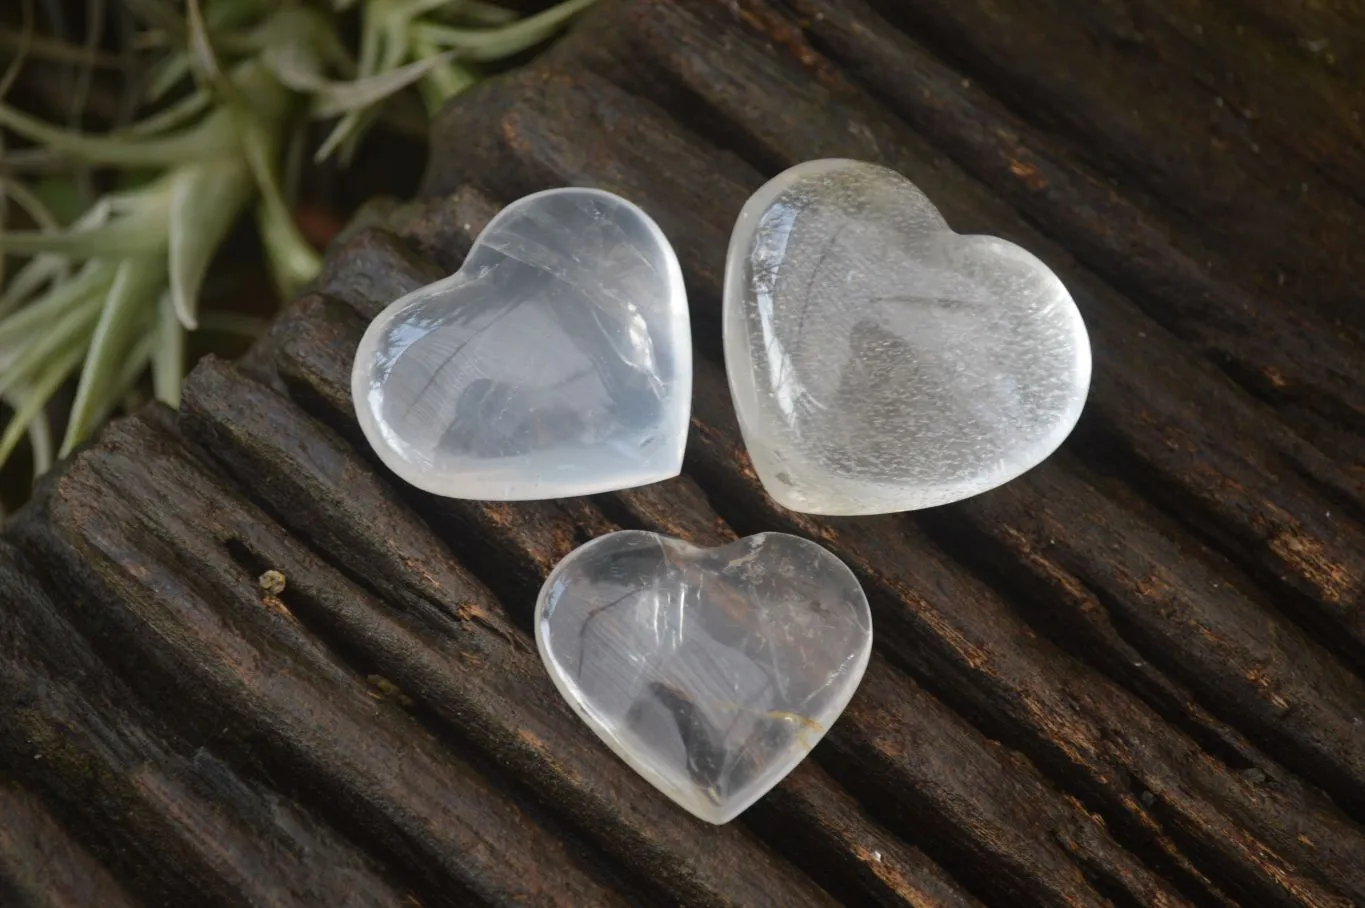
(724, 159, 1092, 515)
(353, 188, 691, 500)
(536, 530, 871, 824)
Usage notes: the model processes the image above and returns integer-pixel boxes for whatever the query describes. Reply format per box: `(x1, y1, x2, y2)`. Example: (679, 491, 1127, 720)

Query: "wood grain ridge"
(2, 1, 1363, 905)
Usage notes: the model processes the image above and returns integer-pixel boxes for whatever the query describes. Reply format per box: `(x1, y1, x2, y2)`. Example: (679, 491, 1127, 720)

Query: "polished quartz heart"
(536, 530, 871, 824)
(352, 188, 691, 500)
(724, 159, 1092, 515)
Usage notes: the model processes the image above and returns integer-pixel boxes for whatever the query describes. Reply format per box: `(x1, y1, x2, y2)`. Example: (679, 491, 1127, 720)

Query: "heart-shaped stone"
(536, 530, 871, 824)
(724, 159, 1091, 515)
(352, 188, 691, 500)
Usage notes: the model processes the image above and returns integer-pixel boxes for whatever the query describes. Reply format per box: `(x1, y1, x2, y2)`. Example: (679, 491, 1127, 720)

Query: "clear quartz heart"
(352, 188, 691, 500)
(536, 530, 872, 824)
(724, 159, 1092, 515)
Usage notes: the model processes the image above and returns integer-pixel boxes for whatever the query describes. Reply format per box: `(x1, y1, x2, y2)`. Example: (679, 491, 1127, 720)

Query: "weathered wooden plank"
(3, 1, 1364, 904)
(688, 358, 1365, 908)
(587, 0, 1365, 600)
(0, 541, 407, 908)
(858, 0, 1365, 332)
(773, 0, 1365, 467)
(185, 351, 988, 908)
(0, 781, 138, 908)
(744, 761, 986, 908)
(423, 19, 1365, 666)
(406, 38, 1365, 906)
(11, 418, 645, 908)
(1222, 0, 1365, 86)
(927, 448, 1365, 814)
(180, 355, 846, 908)
(265, 238, 1193, 908)
(379, 68, 1365, 890)
(1013, 0, 1365, 206)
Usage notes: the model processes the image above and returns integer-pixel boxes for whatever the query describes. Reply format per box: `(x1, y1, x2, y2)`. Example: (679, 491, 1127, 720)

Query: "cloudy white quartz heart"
(536, 530, 872, 824)
(352, 188, 691, 500)
(724, 159, 1092, 515)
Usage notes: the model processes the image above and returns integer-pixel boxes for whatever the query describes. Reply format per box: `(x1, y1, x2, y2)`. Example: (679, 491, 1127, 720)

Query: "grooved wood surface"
(2, 1, 1363, 905)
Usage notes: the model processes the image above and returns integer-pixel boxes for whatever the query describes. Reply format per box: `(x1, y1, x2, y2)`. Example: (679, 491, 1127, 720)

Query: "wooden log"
(773, 0, 1365, 467)
(687, 360, 1365, 908)
(857, 0, 1365, 333)
(416, 45, 1365, 905)
(1221, 0, 1365, 85)
(11, 417, 648, 908)
(925, 448, 1365, 812)
(1072, 0, 1365, 202)
(0, 541, 407, 908)
(743, 762, 986, 908)
(3, 1, 1364, 904)
(265, 265, 1184, 908)
(0, 780, 138, 908)
(180, 354, 846, 908)
(184, 349, 991, 908)
(363, 200, 1354, 906)
(423, 15, 1365, 665)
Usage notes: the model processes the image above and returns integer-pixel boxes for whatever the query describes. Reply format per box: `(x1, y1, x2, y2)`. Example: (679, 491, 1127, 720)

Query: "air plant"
(0, 0, 597, 480)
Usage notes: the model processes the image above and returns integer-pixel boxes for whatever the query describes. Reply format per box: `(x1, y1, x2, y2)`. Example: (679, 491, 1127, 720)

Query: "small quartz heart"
(536, 530, 871, 824)
(352, 188, 691, 500)
(724, 159, 1092, 515)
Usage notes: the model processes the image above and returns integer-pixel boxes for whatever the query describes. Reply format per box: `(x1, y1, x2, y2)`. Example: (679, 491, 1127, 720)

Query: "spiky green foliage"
(0, 0, 597, 479)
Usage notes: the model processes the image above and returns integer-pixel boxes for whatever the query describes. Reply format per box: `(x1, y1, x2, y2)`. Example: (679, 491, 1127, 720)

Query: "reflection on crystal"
(536, 530, 872, 824)
(724, 159, 1092, 515)
(353, 188, 691, 500)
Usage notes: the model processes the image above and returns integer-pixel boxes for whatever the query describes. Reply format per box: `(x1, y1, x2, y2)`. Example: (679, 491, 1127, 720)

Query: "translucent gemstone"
(724, 159, 1092, 515)
(536, 530, 872, 824)
(352, 188, 691, 500)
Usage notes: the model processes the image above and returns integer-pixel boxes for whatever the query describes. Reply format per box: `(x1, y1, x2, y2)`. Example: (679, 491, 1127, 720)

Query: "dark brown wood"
(0, 540, 408, 908)
(777, 0, 1365, 469)
(265, 275, 1186, 908)
(858, 0, 1365, 335)
(3, 1, 1365, 905)
(0, 781, 138, 908)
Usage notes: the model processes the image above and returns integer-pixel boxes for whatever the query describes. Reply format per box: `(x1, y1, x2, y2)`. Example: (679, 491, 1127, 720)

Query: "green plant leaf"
(60, 255, 164, 455)
(0, 291, 101, 399)
(0, 206, 171, 257)
(0, 259, 113, 350)
(0, 255, 67, 317)
(167, 156, 255, 329)
(0, 0, 33, 101)
(0, 175, 71, 314)
(0, 27, 128, 70)
(260, 40, 329, 92)
(185, 0, 227, 87)
(122, 88, 213, 136)
(151, 289, 184, 407)
(0, 101, 232, 166)
(319, 0, 420, 164)
(254, 198, 319, 298)
(312, 51, 453, 117)
(396, 0, 470, 20)
(144, 51, 192, 102)
(0, 175, 59, 230)
(410, 0, 597, 61)
(232, 105, 319, 295)
(314, 110, 363, 163)
(22, 392, 53, 477)
(410, 37, 478, 111)
(0, 341, 82, 470)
